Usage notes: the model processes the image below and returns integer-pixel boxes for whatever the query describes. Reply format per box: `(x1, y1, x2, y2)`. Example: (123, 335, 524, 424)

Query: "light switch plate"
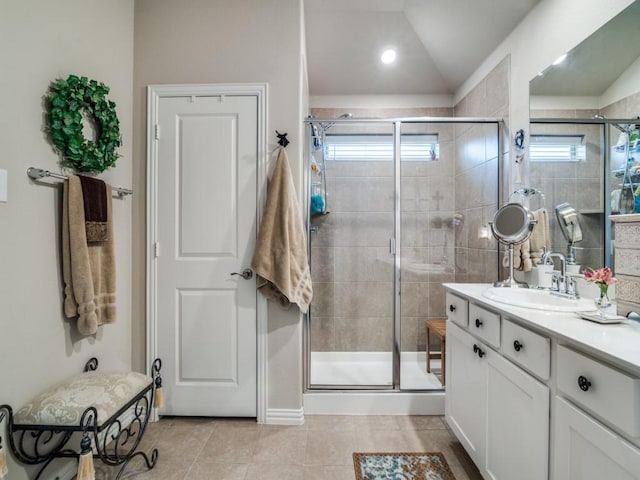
(0, 169, 7, 202)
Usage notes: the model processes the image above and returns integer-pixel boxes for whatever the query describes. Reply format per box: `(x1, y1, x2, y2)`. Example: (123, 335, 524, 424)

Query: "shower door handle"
(231, 268, 253, 280)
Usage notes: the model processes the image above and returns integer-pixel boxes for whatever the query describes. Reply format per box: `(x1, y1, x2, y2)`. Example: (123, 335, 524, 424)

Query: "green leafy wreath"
(48, 74, 122, 173)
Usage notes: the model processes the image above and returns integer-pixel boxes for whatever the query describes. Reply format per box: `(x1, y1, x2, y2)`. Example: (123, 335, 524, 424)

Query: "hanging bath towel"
(62, 175, 117, 335)
(252, 147, 313, 313)
(529, 208, 551, 264)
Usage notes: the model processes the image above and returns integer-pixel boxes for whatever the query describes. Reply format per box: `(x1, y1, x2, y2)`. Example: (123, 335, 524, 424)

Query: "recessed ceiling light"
(552, 53, 567, 65)
(381, 48, 397, 65)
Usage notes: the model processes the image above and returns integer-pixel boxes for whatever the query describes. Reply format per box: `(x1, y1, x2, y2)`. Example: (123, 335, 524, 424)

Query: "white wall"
(455, 0, 634, 190)
(133, 0, 307, 415)
(602, 54, 640, 108)
(0, 0, 134, 477)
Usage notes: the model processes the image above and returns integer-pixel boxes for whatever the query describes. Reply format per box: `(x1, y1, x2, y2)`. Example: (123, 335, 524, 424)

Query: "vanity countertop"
(444, 283, 640, 376)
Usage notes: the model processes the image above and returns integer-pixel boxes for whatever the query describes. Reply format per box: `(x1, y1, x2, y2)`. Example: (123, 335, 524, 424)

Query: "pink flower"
(583, 267, 617, 286)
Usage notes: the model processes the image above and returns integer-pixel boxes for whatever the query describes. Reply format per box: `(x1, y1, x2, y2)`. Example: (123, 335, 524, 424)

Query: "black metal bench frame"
(0, 357, 162, 480)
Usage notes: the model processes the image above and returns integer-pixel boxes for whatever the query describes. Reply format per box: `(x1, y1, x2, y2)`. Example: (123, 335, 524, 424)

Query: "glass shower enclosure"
(304, 117, 501, 392)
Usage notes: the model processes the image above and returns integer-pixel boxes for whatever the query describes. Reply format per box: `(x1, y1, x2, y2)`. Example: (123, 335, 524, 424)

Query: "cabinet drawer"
(557, 345, 640, 438)
(501, 319, 550, 381)
(446, 292, 468, 328)
(469, 303, 500, 348)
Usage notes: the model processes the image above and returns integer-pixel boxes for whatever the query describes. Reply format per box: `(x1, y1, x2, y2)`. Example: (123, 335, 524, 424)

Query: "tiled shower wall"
(308, 104, 501, 353)
(452, 56, 509, 283)
(308, 108, 458, 353)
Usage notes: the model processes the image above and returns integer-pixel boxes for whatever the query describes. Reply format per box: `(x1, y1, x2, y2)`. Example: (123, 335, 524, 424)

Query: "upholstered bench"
(0, 358, 162, 480)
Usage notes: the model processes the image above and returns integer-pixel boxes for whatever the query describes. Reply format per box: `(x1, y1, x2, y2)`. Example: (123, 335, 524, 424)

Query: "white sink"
(482, 287, 595, 312)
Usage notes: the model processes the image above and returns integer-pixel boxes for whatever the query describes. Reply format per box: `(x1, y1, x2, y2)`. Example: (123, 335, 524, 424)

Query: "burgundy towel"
(78, 175, 108, 243)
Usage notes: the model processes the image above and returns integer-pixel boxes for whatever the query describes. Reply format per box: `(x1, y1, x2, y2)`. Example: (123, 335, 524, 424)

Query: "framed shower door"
(307, 121, 396, 388)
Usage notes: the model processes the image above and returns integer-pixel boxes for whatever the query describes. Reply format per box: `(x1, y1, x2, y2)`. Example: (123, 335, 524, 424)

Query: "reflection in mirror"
(529, 1, 640, 274)
(528, 120, 605, 271)
(555, 202, 583, 264)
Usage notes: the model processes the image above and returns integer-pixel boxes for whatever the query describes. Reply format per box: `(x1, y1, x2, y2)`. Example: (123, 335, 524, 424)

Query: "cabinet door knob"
(475, 318, 483, 328)
(578, 375, 591, 392)
(473, 344, 485, 358)
(449, 304, 456, 312)
(513, 340, 523, 352)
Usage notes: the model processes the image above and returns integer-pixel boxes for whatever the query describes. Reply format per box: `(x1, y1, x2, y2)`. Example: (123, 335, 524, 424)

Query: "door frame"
(146, 83, 269, 423)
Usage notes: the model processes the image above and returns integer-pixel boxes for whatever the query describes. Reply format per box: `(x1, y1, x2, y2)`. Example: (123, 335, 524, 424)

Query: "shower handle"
(231, 269, 253, 280)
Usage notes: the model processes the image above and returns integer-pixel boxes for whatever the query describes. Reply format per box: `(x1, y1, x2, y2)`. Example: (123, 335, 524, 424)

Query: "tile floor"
(105, 415, 483, 480)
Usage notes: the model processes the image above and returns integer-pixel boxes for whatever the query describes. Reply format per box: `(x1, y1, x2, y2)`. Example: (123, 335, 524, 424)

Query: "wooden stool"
(424, 318, 447, 386)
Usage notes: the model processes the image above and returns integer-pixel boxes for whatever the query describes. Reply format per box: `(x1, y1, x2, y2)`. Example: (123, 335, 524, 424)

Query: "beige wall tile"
(309, 316, 335, 352)
(334, 315, 393, 351)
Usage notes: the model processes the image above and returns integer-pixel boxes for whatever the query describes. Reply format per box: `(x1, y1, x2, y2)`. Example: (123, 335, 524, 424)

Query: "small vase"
(594, 293, 611, 317)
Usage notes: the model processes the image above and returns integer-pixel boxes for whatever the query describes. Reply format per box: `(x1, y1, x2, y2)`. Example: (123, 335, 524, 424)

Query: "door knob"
(231, 268, 253, 280)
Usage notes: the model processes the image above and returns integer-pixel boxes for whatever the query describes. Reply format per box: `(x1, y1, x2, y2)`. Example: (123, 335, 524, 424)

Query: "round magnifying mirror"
(491, 203, 534, 244)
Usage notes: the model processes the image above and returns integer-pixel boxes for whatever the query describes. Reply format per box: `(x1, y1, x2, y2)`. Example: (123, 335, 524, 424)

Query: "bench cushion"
(14, 371, 152, 427)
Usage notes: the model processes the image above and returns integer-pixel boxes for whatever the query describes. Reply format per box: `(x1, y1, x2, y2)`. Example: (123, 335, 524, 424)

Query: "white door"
(553, 397, 640, 480)
(486, 351, 549, 480)
(445, 321, 487, 467)
(155, 93, 258, 416)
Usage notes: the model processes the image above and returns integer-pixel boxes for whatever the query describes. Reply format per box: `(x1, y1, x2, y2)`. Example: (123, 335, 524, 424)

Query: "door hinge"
(154, 242, 160, 258)
(389, 238, 396, 255)
(154, 124, 160, 140)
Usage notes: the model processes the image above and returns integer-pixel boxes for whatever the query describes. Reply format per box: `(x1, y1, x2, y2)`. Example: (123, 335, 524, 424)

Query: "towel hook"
(276, 130, 289, 147)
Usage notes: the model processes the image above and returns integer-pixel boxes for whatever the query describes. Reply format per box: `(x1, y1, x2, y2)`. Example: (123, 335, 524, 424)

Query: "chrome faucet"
(541, 251, 579, 298)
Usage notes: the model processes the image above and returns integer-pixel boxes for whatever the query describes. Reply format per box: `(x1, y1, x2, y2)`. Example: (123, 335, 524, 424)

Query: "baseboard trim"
(265, 407, 305, 425)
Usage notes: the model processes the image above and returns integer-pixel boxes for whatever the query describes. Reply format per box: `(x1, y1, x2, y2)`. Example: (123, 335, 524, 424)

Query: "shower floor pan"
(309, 351, 443, 389)
(305, 351, 445, 415)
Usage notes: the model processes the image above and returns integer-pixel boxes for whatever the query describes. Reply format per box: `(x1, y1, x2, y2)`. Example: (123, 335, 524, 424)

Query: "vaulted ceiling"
(304, 0, 541, 96)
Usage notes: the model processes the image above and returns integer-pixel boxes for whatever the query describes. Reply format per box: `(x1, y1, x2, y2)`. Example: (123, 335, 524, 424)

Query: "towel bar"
(27, 167, 133, 196)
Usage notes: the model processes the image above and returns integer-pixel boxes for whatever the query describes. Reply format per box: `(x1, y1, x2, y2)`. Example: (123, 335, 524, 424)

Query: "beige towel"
(503, 240, 533, 272)
(62, 175, 116, 335)
(529, 208, 550, 264)
(251, 147, 313, 313)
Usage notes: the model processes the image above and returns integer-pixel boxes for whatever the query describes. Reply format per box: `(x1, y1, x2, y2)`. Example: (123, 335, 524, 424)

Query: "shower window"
(530, 134, 586, 162)
(325, 134, 439, 161)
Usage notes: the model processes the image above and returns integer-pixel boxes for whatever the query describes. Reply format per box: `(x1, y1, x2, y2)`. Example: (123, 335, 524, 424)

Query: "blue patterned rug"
(353, 452, 456, 480)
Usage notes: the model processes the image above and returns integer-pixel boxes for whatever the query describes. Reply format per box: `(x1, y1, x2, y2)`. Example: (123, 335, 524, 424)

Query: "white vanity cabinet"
(447, 320, 487, 466)
(553, 397, 640, 480)
(445, 284, 640, 480)
(446, 294, 550, 480)
(553, 345, 640, 480)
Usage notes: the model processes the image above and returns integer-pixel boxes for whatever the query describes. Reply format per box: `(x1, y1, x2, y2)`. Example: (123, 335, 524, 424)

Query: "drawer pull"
(449, 304, 456, 312)
(473, 344, 485, 358)
(513, 340, 523, 352)
(475, 318, 483, 328)
(578, 375, 592, 392)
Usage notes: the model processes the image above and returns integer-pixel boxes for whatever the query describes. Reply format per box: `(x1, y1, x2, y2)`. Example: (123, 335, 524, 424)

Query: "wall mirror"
(529, 0, 640, 272)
